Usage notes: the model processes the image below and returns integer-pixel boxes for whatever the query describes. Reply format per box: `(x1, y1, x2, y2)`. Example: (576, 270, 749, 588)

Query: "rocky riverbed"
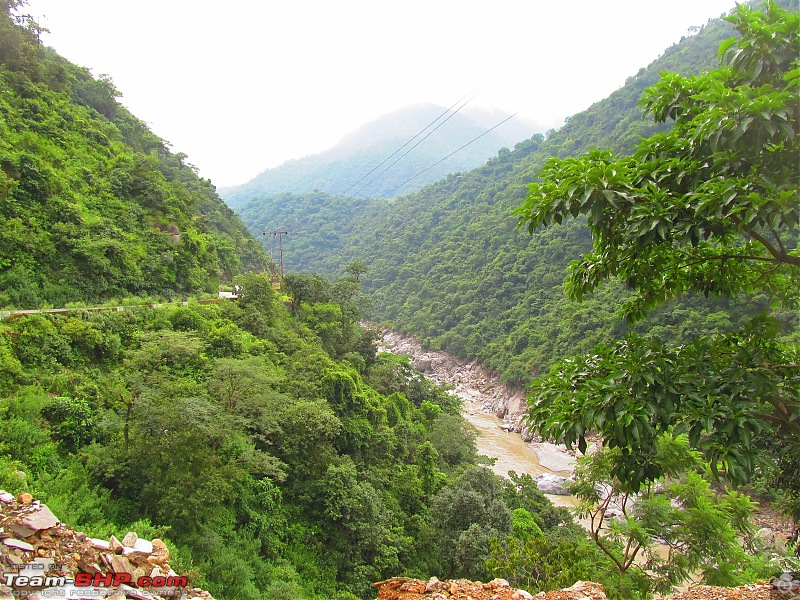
(378, 330, 579, 499)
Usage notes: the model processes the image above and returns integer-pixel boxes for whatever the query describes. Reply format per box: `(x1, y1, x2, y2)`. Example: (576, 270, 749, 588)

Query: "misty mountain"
(222, 104, 540, 207)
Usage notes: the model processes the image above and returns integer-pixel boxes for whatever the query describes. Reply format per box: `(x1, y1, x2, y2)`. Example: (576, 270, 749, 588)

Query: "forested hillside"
(236, 7, 789, 383)
(0, 6, 265, 309)
(1, 1, 797, 598)
(223, 104, 536, 207)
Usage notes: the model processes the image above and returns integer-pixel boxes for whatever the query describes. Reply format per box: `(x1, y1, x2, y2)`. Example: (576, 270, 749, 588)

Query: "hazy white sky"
(25, 0, 737, 187)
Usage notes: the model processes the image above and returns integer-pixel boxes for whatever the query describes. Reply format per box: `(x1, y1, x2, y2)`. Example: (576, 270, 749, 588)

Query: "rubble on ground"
(0, 490, 214, 599)
(373, 578, 606, 600)
(670, 577, 799, 600)
(373, 577, 799, 600)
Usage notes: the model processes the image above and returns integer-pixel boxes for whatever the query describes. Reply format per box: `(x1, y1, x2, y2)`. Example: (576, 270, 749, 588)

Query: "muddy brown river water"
(459, 395, 580, 510)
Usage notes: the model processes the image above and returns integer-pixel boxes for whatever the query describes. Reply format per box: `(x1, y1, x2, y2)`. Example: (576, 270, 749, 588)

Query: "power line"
(340, 85, 485, 197)
(350, 92, 482, 197)
(385, 107, 530, 196)
(345, 85, 487, 197)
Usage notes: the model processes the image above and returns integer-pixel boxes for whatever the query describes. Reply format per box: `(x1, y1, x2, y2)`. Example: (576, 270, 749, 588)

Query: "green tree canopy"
(515, 1, 798, 322)
(516, 1, 800, 504)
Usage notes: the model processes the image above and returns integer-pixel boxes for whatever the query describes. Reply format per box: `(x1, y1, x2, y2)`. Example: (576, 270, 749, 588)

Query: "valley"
(0, 1, 797, 599)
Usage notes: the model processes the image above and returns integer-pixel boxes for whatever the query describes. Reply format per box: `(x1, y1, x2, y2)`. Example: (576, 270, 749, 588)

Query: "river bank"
(378, 329, 579, 505)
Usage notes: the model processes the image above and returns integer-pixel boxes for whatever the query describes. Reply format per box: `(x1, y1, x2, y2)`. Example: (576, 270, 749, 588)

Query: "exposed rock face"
(379, 330, 532, 435)
(0, 490, 214, 600)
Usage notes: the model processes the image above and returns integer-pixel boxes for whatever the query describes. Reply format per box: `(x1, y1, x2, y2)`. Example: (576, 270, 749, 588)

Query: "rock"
(10, 523, 33, 538)
(3, 554, 23, 567)
(2, 538, 33, 552)
(16, 493, 32, 504)
(531, 443, 578, 473)
(536, 474, 571, 495)
(414, 358, 433, 373)
(564, 581, 607, 598)
(16, 504, 59, 535)
(0, 492, 211, 600)
(603, 508, 624, 522)
(132, 537, 153, 554)
(147, 538, 169, 565)
(122, 531, 139, 547)
(109, 554, 136, 579)
(88, 538, 110, 551)
(0, 491, 13, 504)
(425, 576, 441, 592)
(756, 527, 774, 544)
(77, 558, 102, 574)
(18, 558, 55, 577)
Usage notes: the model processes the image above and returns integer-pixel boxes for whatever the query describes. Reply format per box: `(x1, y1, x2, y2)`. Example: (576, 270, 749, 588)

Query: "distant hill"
(222, 104, 540, 207)
(0, 9, 266, 308)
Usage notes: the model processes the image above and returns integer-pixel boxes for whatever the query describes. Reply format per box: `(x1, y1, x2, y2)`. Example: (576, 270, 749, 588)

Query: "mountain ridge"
(233, 6, 794, 385)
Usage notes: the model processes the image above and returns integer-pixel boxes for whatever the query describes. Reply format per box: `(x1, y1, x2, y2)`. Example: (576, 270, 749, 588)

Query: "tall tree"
(515, 0, 799, 515)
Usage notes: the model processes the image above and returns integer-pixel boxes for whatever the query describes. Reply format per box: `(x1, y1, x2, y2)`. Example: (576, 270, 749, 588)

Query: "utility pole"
(15, 14, 45, 51)
(262, 230, 288, 292)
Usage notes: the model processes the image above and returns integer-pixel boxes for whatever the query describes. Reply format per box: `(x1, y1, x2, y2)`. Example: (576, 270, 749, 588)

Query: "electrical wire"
(347, 85, 487, 197)
(385, 107, 530, 196)
(340, 85, 486, 196)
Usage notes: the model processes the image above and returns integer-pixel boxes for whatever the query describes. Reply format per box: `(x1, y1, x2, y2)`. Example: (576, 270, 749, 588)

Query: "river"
(378, 329, 580, 509)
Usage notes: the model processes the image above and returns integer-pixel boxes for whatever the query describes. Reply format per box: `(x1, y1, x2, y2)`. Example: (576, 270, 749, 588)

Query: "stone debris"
(373, 578, 605, 600)
(0, 490, 214, 600)
(379, 330, 533, 436)
(373, 578, 793, 600)
(534, 474, 573, 496)
(669, 578, 799, 600)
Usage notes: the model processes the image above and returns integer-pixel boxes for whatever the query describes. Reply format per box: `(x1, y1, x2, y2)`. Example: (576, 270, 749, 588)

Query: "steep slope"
(0, 9, 266, 309)
(222, 104, 538, 206)
(236, 9, 770, 383)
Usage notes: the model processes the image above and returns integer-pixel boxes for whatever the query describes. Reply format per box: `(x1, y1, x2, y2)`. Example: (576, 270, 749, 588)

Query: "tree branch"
(731, 216, 800, 267)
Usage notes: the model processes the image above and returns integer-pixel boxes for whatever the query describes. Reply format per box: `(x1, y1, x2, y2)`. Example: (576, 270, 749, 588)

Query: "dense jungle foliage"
(233, 1, 800, 581)
(520, 0, 799, 538)
(0, 4, 265, 309)
(1, 0, 797, 597)
(0, 274, 781, 599)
